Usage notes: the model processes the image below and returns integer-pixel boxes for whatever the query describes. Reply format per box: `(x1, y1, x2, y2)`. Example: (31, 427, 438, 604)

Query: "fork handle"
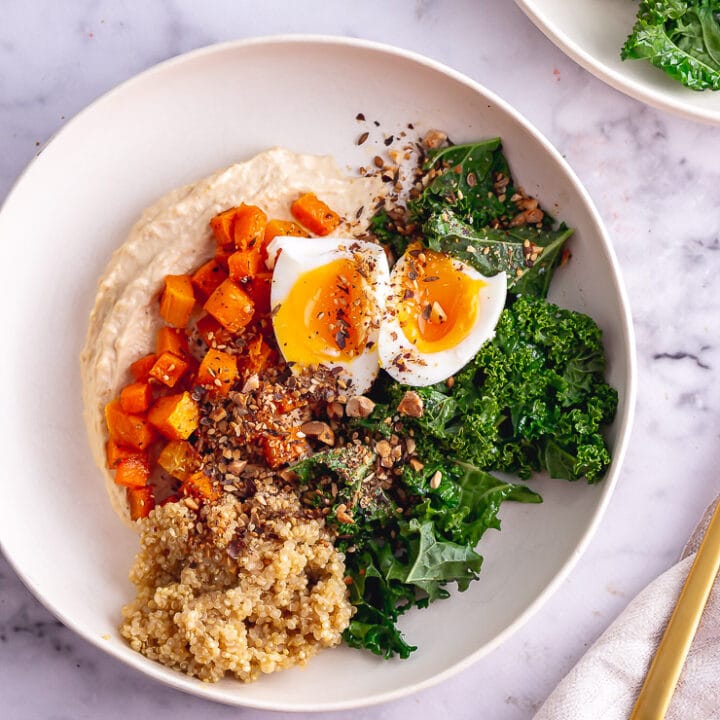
(630, 500, 720, 720)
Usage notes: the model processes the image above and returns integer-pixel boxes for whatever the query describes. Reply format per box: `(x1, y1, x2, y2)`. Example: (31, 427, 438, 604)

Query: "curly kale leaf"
(293, 446, 539, 659)
(622, 1, 720, 91)
(411, 139, 521, 228)
(392, 296, 618, 483)
(424, 211, 572, 299)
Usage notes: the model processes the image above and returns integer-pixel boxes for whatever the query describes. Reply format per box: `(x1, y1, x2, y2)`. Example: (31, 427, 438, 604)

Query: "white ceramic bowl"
(516, 0, 720, 125)
(0, 36, 635, 711)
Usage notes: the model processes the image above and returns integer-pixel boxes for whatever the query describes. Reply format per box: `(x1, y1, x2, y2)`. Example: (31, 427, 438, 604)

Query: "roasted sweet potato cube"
(228, 248, 263, 281)
(233, 204, 267, 251)
(182, 471, 222, 503)
(191, 258, 228, 299)
(203, 279, 254, 333)
(246, 272, 272, 316)
(130, 353, 158, 383)
(127, 486, 155, 521)
(290, 193, 341, 236)
(148, 392, 199, 440)
(264, 219, 309, 245)
(114, 454, 150, 489)
(159, 274, 195, 328)
(119, 382, 153, 414)
(105, 400, 155, 450)
(260, 428, 309, 469)
(149, 351, 189, 388)
(157, 440, 200, 481)
(197, 349, 239, 395)
(210, 207, 238, 250)
(156, 326, 189, 357)
(195, 313, 233, 347)
(105, 439, 137, 469)
(242, 335, 273, 378)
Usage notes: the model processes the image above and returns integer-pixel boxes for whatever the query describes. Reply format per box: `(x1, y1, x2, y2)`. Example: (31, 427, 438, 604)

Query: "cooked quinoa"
(120, 488, 353, 682)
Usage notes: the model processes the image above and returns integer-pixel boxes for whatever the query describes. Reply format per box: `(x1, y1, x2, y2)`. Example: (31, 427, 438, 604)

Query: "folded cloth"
(534, 495, 720, 720)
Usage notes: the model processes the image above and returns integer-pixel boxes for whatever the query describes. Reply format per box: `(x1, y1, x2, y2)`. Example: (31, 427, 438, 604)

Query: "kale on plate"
(292, 133, 618, 660)
(293, 449, 541, 658)
(372, 138, 572, 300)
(622, 0, 720, 91)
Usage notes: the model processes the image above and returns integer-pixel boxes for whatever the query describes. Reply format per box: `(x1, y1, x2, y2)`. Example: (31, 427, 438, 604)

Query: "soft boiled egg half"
(378, 243, 507, 386)
(267, 236, 506, 392)
(268, 236, 390, 394)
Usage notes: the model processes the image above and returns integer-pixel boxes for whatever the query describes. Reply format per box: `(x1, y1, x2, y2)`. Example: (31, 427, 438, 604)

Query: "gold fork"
(630, 500, 720, 719)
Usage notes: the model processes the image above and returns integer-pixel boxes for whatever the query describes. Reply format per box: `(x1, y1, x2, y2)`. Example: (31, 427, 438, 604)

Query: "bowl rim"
(514, 0, 720, 126)
(0, 33, 637, 711)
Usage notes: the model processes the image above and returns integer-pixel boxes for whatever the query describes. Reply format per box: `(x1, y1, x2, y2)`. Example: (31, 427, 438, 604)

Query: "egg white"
(268, 235, 390, 394)
(378, 252, 507, 386)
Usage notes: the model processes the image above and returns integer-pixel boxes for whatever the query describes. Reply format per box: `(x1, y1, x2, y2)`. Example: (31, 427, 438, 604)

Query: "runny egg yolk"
(395, 247, 485, 354)
(273, 257, 372, 364)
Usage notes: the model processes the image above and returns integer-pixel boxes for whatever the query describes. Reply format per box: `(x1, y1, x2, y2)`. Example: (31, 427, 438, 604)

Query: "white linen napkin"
(534, 495, 720, 720)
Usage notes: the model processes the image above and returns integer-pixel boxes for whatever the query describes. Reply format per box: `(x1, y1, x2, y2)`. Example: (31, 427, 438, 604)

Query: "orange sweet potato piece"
(260, 428, 309, 469)
(105, 439, 136, 469)
(182, 471, 222, 503)
(210, 207, 238, 250)
(228, 247, 264, 281)
(119, 382, 153, 414)
(246, 272, 272, 316)
(264, 219, 309, 245)
(233, 204, 267, 250)
(148, 392, 199, 440)
(149, 351, 189, 388)
(195, 313, 233, 347)
(196, 349, 239, 395)
(127, 486, 155, 521)
(157, 440, 200, 481)
(242, 335, 273, 377)
(203, 279, 254, 333)
(156, 326, 189, 357)
(130, 353, 158, 383)
(114, 454, 150, 489)
(191, 258, 228, 299)
(159, 275, 195, 328)
(105, 400, 155, 450)
(291, 193, 341, 236)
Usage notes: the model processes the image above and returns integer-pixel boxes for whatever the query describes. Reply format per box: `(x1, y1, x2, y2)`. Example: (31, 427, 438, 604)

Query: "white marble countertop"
(1, 1, 719, 718)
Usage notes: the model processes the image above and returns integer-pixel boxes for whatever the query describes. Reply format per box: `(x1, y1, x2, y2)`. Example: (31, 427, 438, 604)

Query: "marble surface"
(1, 1, 719, 718)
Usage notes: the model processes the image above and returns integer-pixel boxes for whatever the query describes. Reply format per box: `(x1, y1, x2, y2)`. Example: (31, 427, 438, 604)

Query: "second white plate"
(516, 0, 720, 125)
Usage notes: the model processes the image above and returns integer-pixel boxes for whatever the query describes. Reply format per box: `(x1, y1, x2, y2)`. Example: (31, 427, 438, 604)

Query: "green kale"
(622, 1, 720, 91)
(410, 139, 522, 229)
(291, 446, 539, 659)
(390, 296, 618, 483)
(368, 209, 408, 260)
(424, 211, 572, 299)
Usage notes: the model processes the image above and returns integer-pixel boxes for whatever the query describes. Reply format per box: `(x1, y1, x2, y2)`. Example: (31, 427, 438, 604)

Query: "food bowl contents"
(622, 1, 720, 91)
(81, 130, 618, 682)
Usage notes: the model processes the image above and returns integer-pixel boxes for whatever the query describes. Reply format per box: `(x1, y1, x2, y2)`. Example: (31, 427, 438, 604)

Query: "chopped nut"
(409, 457, 425, 472)
(429, 301, 447, 324)
(398, 390, 424, 418)
(300, 421, 335, 446)
(223, 460, 246, 476)
(345, 395, 376, 418)
(327, 401, 344, 419)
(525, 208, 544, 224)
(405, 437, 416, 455)
(242, 374, 259, 393)
(375, 439, 392, 457)
(430, 470, 442, 489)
(336, 503, 354, 524)
(424, 129, 447, 149)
